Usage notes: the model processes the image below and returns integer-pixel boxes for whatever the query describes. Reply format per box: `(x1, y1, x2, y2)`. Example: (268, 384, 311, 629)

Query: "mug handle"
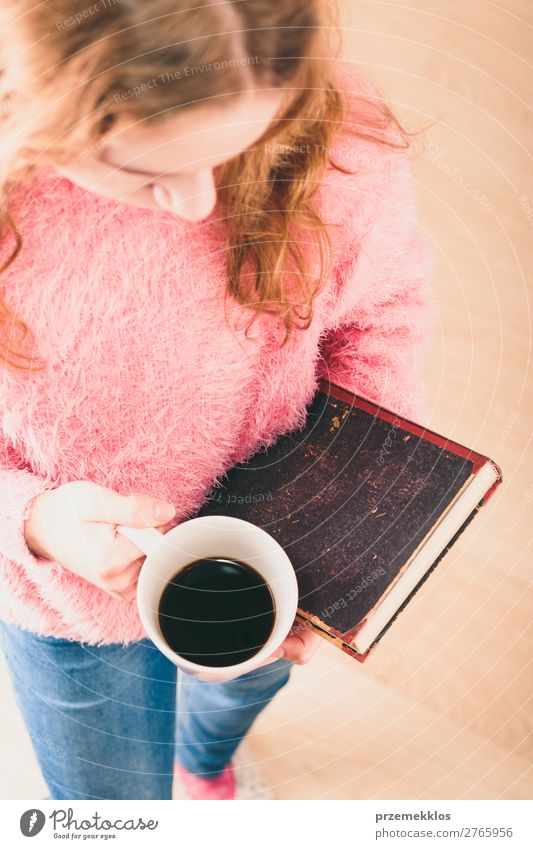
(115, 525, 164, 557)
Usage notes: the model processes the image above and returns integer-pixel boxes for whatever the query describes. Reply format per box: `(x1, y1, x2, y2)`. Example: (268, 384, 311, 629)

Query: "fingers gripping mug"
(117, 516, 299, 683)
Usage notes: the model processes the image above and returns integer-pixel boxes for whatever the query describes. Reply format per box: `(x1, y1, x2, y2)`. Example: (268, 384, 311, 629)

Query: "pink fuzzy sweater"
(0, 68, 434, 645)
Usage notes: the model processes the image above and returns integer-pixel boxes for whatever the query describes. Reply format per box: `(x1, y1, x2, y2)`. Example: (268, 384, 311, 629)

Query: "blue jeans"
(0, 620, 292, 800)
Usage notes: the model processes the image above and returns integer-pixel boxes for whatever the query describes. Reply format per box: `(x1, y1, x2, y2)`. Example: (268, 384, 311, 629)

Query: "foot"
(173, 761, 236, 800)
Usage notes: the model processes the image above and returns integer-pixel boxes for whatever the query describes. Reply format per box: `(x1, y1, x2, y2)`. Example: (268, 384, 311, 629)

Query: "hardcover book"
(195, 379, 503, 662)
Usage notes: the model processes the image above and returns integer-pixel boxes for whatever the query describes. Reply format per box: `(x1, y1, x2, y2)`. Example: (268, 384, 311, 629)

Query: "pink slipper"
(173, 761, 236, 800)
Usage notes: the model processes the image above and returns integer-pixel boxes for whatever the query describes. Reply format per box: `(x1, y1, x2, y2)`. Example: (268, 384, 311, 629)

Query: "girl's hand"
(23, 480, 177, 601)
(254, 620, 320, 669)
(192, 622, 319, 683)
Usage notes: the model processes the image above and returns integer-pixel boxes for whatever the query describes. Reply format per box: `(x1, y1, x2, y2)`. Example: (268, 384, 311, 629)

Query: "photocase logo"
(20, 809, 46, 837)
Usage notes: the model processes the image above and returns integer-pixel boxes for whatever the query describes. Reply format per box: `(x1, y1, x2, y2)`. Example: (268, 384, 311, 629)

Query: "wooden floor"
(0, 1, 531, 800)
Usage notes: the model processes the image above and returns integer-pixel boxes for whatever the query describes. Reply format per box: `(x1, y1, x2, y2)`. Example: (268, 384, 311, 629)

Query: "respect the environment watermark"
(112, 56, 262, 103)
(56, 0, 124, 30)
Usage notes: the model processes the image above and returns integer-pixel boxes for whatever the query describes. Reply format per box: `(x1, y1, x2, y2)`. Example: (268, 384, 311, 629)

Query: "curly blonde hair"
(0, 0, 407, 371)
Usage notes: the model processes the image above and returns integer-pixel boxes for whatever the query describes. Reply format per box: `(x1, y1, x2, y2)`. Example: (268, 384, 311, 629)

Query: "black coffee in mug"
(157, 557, 276, 667)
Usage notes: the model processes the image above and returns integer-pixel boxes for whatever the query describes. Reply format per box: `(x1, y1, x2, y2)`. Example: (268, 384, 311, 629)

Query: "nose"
(152, 170, 217, 221)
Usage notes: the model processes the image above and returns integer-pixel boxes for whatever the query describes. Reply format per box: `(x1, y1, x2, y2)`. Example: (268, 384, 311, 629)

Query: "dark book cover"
(195, 380, 502, 662)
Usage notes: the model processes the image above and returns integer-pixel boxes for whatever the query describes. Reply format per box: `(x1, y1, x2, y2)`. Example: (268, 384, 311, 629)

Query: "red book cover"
(196, 379, 503, 662)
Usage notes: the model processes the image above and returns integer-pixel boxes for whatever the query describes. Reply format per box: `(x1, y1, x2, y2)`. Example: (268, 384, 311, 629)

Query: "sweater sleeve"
(317, 143, 436, 423)
(0, 440, 59, 569)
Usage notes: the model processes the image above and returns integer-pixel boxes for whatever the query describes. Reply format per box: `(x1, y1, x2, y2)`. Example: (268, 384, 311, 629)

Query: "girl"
(0, 0, 433, 800)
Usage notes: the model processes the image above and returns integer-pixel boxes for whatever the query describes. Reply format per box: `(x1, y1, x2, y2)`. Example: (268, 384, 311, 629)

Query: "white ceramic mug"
(117, 515, 299, 683)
